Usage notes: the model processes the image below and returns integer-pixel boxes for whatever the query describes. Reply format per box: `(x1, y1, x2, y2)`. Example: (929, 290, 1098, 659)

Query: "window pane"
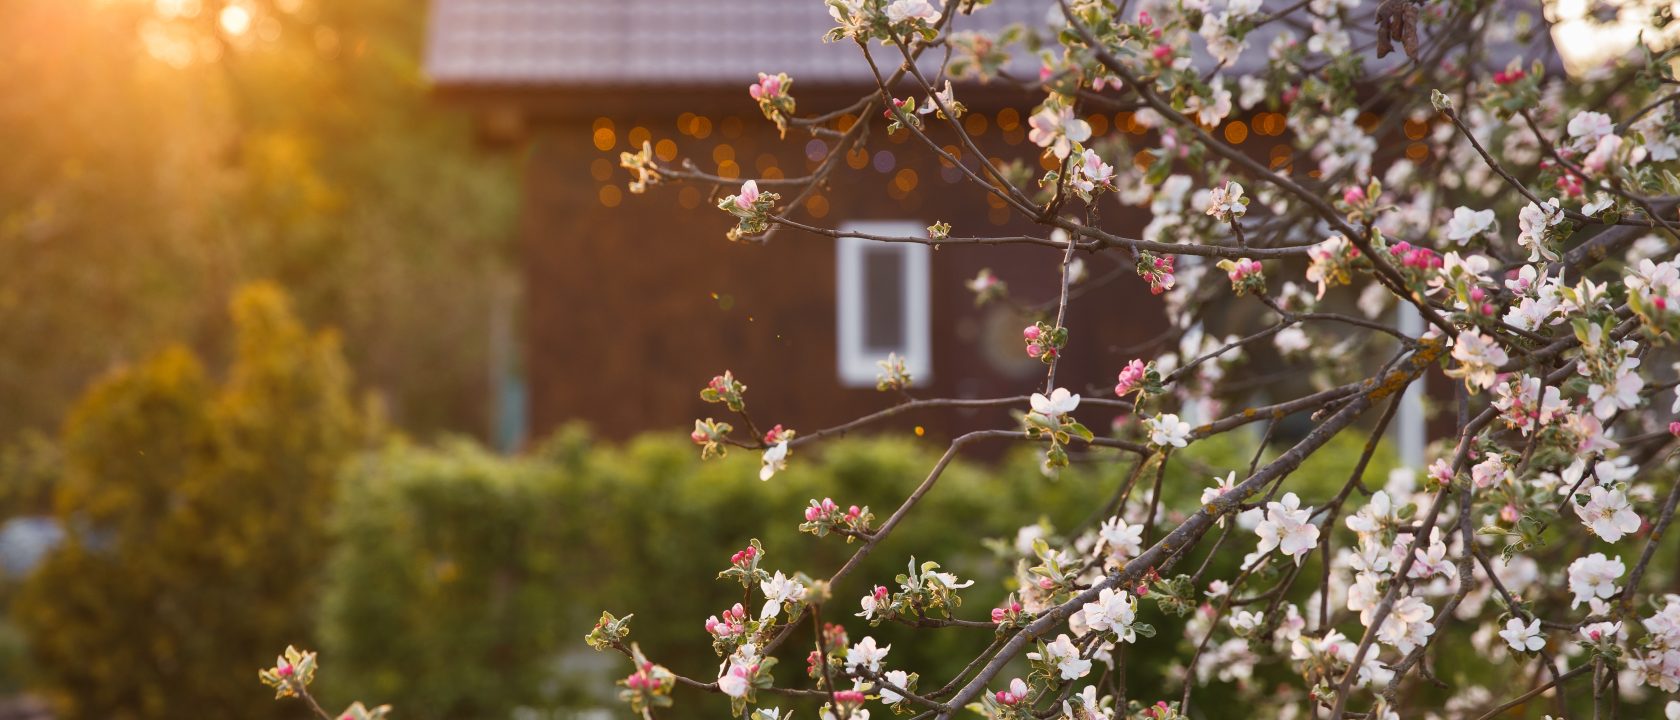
(862, 248, 906, 352)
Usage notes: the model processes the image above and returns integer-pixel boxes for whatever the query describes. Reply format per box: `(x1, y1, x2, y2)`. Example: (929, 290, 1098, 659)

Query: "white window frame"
(836, 221, 932, 387)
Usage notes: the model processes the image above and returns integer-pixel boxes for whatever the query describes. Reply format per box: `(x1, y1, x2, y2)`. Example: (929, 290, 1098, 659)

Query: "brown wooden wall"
(518, 103, 1175, 445)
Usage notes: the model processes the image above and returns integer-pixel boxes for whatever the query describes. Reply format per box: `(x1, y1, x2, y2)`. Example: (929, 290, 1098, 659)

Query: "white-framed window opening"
(836, 221, 931, 387)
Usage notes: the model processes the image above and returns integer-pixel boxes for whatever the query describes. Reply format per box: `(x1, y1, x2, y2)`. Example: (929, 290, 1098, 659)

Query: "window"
(836, 221, 931, 387)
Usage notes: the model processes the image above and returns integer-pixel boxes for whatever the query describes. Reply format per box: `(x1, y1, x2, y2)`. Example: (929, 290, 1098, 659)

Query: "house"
(421, 0, 1547, 456)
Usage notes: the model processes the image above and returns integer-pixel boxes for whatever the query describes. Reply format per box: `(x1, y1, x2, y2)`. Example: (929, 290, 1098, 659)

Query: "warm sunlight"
(1548, 0, 1680, 75)
(218, 4, 250, 36)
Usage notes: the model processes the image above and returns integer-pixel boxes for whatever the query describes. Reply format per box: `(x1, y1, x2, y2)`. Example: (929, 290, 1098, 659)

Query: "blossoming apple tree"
(276, 0, 1680, 718)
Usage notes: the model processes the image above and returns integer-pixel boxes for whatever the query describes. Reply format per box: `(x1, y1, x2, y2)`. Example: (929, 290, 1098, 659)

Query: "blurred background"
(0, 0, 1668, 718)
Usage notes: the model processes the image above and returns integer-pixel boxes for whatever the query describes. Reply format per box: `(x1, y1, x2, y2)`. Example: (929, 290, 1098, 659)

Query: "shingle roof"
(424, 0, 1559, 89)
(424, 0, 1053, 88)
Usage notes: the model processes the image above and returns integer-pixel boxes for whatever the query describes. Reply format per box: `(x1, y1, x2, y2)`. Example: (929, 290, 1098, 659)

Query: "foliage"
(0, 0, 515, 442)
(13, 283, 367, 719)
(313, 425, 1390, 718)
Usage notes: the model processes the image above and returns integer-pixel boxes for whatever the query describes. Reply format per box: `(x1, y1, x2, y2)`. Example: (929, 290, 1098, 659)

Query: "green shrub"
(12, 283, 366, 719)
(317, 421, 1397, 718)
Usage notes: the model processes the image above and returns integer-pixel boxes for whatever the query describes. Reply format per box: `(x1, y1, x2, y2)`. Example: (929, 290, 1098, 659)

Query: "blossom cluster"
(555, 2, 1680, 720)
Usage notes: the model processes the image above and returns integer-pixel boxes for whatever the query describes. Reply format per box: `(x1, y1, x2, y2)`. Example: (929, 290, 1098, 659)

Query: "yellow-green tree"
(14, 283, 366, 719)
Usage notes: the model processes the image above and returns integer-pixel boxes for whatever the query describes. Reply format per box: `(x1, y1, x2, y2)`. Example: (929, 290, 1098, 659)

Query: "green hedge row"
(316, 424, 1395, 718)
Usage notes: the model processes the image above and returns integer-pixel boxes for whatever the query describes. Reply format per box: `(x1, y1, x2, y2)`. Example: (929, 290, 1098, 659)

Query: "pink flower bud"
(1026, 344, 1043, 358)
(1501, 504, 1520, 523)
(1022, 325, 1042, 341)
(1115, 358, 1147, 398)
(1343, 186, 1366, 205)
(1138, 10, 1153, 26)
(277, 663, 293, 678)
(1469, 286, 1486, 302)
(1557, 173, 1584, 197)
(991, 607, 1006, 623)
(1152, 45, 1172, 60)
(1669, 421, 1680, 437)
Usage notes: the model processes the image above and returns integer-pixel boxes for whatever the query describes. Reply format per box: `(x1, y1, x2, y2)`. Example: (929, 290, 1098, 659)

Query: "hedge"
(317, 423, 1396, 718)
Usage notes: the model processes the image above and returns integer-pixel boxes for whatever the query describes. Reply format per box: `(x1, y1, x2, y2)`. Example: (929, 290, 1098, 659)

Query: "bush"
(317, 422, 1396, 718)
(12, 283, 367, 719)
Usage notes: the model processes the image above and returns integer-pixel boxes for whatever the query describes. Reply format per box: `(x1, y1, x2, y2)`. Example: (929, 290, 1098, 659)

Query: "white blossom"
(1028, 633, 1092, 680)
(1144, 413, 1193, 448)
(758, 571, 806, 620)
(1255, 492, 1320, 565)
(1499, 617, 1546, 653)
(1081, 587, 1139, 642)
(1567, 553, 1625, 608)
(846, 636, 891, 673)
(1573, 485, 1641, 542)
(1444, 206, 1496, 243)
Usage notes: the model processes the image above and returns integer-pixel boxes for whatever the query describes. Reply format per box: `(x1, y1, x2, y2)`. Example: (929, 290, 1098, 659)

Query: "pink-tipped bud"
(1138, 10, 1153, 26)
(992, 607, 1007, 623)
(1469, 286, 1486, 302)
(1482, 303, 1497, 317)
(1152, 45, 1172, 60)
(1501, 504, 1520, 523)
(1023, 325, 1042, 341)
(1669, 421, 1680, 437)
(277, 664, 294, 678)
(1557, 173, 1584, 197)
(1343, 186, 1366, 205)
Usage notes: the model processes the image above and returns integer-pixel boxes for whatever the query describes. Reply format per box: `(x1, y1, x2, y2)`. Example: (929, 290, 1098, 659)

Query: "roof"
(424, 0, 1052, 88)
(424, 0, 1561, 91)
